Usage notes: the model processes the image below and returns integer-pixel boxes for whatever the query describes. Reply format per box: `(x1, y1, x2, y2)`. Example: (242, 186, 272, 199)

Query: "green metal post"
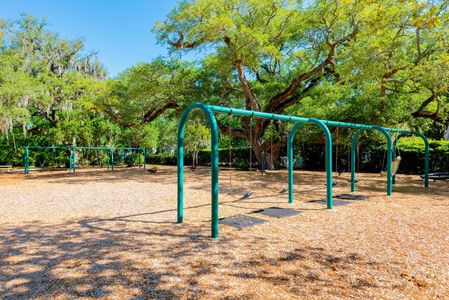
(69, 146, 73, 172)
(309, 119, 333, 209)
(107, 151, 110, 171)
(350, 131, 361, 192)
(24, 146, 29, 174)
(423, 136, 430, 188)
(177, 103, 220, 238)
(143, 149, 147, 170)
(377, 127, 393, 196)
(73, 146, 77, 173)
(392, 143, 397, 185)
(69, 147, 72, 172)
(110, 148, 114, 171)
(387, 146, 393, 196)
(287, 122, 303, 204)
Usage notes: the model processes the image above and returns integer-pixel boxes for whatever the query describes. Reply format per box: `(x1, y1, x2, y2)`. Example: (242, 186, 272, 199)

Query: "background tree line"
(1, 0, 449, 170)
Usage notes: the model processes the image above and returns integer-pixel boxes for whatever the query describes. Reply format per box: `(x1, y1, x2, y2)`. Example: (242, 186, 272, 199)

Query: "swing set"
(24, 146, 147, 174)
(177, 102, 431, 238)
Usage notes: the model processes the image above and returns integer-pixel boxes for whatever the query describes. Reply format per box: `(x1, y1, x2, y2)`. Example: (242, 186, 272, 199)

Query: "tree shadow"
(0, 219, 227, 299)
(3, 183, 438, 300)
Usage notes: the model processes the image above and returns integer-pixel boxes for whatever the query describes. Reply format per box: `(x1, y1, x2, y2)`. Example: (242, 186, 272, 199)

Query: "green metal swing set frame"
(177, 102, 430, 238)
(24, 146, 147, 174)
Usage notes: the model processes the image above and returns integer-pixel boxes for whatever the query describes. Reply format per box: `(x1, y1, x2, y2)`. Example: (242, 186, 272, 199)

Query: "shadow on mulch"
(0, 216, 396, 299)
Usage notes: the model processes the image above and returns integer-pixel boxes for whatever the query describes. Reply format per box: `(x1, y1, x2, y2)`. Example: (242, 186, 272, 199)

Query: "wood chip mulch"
(1, 166, 448, 299)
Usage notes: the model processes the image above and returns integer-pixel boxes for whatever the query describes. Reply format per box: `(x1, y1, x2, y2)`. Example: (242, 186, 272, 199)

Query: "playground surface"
(0, 167, 448, 299)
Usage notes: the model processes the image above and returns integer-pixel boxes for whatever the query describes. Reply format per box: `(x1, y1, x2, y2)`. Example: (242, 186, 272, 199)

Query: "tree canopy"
(153, 0, 449, 167)
(1, 2, 449, 168)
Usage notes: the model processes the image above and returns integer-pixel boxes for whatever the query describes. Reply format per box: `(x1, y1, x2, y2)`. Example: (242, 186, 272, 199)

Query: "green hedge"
(3, 138, 448, 174)
(146, 152, 177, 165)
(0, 147, 145, 168)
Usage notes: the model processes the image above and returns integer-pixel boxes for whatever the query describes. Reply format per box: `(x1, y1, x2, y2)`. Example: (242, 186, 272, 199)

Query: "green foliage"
(156, 0, 449, 137)
(184, 120, 211, 165)
(0, 15, 184, 168)
(2, 4, 449, 172)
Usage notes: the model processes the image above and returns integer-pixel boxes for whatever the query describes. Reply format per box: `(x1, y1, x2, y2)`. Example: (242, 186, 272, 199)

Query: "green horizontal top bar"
(75, 146, 111, 150)
(27, 146, 70, 149)
(206, 104, 411, 134)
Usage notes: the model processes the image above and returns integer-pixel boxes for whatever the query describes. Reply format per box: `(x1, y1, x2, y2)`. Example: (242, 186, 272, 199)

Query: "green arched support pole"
(351, 127, 393, 195)
(288, 120, 333, 208)
(70, 146, 75, 172)
(110, 148, 114, 171)
(393, 132, 429, 188)
(177, 103, 220, 238)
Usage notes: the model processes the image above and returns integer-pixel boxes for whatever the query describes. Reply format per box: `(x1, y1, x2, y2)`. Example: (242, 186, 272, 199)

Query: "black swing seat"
(420, 172, 449, 181)
(279, 187, 288, 194)
(240, 192, 253, 200)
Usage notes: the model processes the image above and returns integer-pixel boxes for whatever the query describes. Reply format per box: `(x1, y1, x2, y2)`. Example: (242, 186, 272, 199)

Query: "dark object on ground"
(147, 167, 158, 173)
(219, 215, 268, 229)
(240, 192, 253, 200)
(337, 165, 346, 176)
(253, 207, 302, 218)
(279, 187, 288, 194)
(420, 172, 449, 181)
(334, 194, 368, 201)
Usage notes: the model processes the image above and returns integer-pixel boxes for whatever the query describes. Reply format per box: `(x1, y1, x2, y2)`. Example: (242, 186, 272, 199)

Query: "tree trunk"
(251, 140, 282, 170)
(249, 120, 283, 170)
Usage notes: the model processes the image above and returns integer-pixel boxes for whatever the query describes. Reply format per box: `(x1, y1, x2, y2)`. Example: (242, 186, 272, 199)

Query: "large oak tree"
(153, 0, 449, 168)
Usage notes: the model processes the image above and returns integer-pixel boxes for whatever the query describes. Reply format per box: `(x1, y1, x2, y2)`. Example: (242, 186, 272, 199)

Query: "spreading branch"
(266, 26, 358, 113)
(411, 94, 444, 122)
(168, 31, 205, 49)
(143, 102, 180, 123)
(235, 60, 260, 111)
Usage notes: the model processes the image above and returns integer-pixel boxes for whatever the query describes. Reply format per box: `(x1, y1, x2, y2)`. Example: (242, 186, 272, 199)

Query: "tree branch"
(266, 54, 330, 113)
(273, 76, 322, 113)
(143, 102, 180, 123)
(235, 60, 260, 111)
(218, 123, 247, 139)
(266, 25, 358, 113)
(168, 31, 205, 49)
(411, 94, 444, 122)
